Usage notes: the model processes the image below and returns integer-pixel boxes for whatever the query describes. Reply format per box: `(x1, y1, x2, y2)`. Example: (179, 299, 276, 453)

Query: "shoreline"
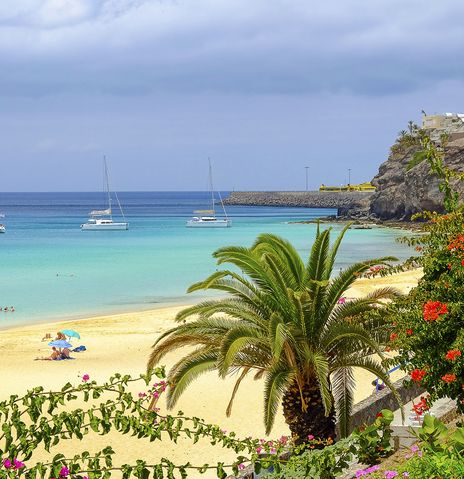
(0, 269, 423, 477)
(0, 269, 423, 335)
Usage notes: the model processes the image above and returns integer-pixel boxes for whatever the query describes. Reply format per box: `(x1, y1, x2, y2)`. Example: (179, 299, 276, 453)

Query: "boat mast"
(209, 158, 215, 216)
(104, 156, 112, 219)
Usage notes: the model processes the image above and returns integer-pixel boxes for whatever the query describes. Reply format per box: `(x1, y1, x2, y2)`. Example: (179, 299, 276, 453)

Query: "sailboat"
(186, 160, 232, 228)
(0, 213, 5, 233)
(81, 157, 129, 231)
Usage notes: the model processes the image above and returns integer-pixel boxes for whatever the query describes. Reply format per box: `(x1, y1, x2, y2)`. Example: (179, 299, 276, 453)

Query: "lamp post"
(305, 166, 309, 191)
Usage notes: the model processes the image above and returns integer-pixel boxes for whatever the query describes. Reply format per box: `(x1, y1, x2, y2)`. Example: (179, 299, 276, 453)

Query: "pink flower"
(307, 434, 315, 440)
(82, 374, 90, 383)
(2, 459, 12, 469)
(60, 466, 70, 477)
(279, 435, 288, 444)
(384, 471, 398, 478)
(256, 446, 263, 454)
(153, 392, 159, 398)
(138, 392, 146, 398)
(270, 447, 276, 454)
(402, 474, 409, 477)
(238, 463, 245, 470)
(13, 459, 25, 469)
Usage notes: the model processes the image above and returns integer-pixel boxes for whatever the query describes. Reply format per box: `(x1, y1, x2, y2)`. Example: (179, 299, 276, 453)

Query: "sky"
(1, 0, 464, 192)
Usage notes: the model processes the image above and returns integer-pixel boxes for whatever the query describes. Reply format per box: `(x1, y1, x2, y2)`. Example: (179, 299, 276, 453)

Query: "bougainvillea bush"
(388, 209, 464, 410)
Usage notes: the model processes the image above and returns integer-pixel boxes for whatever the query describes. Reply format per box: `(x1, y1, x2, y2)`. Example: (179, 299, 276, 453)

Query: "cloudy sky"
(1, 0, 463, 191)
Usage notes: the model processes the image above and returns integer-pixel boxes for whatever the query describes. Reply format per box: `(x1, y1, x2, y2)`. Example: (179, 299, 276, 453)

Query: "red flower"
(385, 346, 391, 352)
(442, 374, 456, 383)
(461, 259, 464, 267)
(412, 396, 430, 415)
(448, 263, 452, 270)
(423, 301, 448, 321)
(390, 333, 398, 341)
(406, 329, 413, 336)
(376, 412, 383, 418)
(411, 369, 427, 382)
(445, 350, 462, 361)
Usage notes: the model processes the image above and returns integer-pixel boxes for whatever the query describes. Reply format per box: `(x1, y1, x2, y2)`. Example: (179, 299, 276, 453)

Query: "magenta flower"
(384, 472, 398, 478)
(356, 465, 380, 477)
(256, 446, 263, 454)
(270, 447, 276, 454)
(59, 466, 70, 477)
(238, 463, 245, 470)
(402, 474, 409, 477)
(2, 459, 12, 469)
(13, 459, 25, 469)
(307, 434, 315, 440)
(153, 391, 159, 398)
(82, 374, 90, 382)
(279, 435, 288, 444)
(138, 392, 146, 398)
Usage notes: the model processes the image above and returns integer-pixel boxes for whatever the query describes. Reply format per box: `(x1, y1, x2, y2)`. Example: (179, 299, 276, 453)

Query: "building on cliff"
(422, 112, 464, 141)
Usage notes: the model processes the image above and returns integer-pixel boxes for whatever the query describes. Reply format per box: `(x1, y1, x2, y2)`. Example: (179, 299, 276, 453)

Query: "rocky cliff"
(370, 137, 464, 220)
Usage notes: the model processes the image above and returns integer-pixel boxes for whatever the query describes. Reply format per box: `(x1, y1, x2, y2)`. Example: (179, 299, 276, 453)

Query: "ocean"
(0, 192, 414, 328)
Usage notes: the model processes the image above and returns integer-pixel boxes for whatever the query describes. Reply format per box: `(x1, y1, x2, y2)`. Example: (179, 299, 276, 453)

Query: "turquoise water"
(0, 192, 414, 328)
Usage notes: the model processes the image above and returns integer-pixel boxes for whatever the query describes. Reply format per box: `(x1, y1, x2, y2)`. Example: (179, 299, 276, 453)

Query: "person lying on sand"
(35, 347, 61, 361)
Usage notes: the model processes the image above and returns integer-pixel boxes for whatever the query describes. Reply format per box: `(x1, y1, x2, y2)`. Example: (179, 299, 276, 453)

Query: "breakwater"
(224, 191, 374, 214)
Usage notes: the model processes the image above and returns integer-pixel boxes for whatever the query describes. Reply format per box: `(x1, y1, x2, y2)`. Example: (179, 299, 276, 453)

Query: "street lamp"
(305, 166, 309, 191)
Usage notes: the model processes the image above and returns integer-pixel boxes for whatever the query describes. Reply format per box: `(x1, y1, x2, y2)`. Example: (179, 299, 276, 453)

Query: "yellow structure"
(319, 182, 376, 192)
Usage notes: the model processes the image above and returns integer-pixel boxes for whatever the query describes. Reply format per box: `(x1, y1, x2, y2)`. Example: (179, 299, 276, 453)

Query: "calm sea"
(0, 192, 413, 328)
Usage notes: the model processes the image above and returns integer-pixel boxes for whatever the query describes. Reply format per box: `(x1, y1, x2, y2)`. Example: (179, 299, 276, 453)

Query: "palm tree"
(148, 225, 402, 443)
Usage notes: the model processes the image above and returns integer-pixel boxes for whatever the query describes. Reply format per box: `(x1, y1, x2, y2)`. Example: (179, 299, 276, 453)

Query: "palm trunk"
(282, 380, 336, 445)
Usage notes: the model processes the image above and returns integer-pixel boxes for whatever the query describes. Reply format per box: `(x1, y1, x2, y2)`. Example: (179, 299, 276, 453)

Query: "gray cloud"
(1, 0, 464, 97)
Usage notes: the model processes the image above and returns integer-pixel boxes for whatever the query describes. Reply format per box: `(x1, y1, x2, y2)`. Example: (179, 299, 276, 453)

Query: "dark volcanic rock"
(370, 138, 464, 220)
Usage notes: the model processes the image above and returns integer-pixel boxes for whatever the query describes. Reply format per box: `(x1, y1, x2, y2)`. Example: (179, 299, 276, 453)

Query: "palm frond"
(323, 223, 351, 280)
(331, 355, 404, 423)
(310, 352, 332, 416)
(263, 367, 292, 434)
(252, 233, 305, 288)
(306, 229, 331, 282)
(226, 367, 250, 416)
(166, 349, 218, 408)
(331, 367, 355, 438)
(219, 326, 263, 376)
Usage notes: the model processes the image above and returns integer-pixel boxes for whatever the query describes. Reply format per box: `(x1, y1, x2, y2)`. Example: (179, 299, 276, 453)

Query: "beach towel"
(72, 345, 87, 352)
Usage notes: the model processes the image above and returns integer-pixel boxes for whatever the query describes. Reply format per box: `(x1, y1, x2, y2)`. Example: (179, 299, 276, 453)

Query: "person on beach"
(61, 348, 71, 359)
(55, 332, 66, 340)
(35, 347, 61, 361)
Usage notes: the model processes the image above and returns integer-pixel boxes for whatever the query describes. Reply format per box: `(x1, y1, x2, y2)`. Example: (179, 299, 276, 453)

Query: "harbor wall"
(223, 191, 373, 215)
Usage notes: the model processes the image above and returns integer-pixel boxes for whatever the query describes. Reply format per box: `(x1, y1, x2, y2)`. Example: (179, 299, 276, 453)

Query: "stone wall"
(347, 378, 424, 434)
(224, 191, 373, 216)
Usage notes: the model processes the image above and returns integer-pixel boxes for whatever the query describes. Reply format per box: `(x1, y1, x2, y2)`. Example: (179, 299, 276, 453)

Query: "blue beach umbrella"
(61, 329, 81, 339)
(48, 340, 73, 349)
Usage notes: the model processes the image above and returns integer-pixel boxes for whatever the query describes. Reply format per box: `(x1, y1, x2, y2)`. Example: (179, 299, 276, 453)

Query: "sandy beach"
(0, 269, 422, 477)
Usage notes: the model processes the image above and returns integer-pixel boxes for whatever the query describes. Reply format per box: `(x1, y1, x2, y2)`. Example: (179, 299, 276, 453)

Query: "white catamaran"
(187, 160, 231, 228)
(81, 157, 128, 231)
(0, 213, 5, 233)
